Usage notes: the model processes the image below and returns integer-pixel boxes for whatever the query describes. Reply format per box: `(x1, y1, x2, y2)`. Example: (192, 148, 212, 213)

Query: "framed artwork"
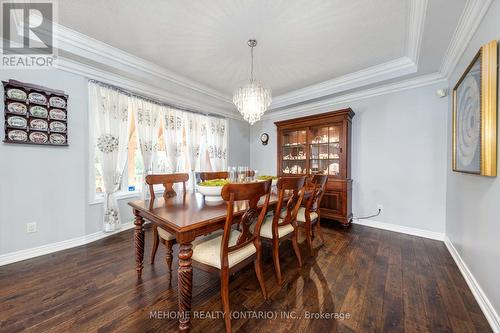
(453, 40, 498, 176)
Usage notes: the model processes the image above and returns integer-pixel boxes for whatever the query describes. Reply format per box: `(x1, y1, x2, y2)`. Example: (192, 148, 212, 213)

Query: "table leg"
(134, 212, 145, 278)
(178, 242, 193, 332)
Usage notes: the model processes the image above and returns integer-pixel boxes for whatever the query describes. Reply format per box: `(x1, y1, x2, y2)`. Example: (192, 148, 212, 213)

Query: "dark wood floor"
(0, 223, 491, 333)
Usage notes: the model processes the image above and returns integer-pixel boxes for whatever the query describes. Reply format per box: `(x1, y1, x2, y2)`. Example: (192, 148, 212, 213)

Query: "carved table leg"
(134, 212, 145, 278)
(178, 242, 193, 332)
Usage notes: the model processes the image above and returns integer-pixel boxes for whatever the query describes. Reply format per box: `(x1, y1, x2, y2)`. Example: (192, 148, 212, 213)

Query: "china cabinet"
(275, 108, 354, 226)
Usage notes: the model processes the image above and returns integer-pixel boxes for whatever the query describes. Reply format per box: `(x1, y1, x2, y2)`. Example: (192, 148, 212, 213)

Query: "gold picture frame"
(453, 40, 498, 177)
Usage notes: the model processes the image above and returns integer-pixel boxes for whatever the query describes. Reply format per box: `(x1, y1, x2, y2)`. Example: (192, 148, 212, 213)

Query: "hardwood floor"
(0, 223, 491, 333)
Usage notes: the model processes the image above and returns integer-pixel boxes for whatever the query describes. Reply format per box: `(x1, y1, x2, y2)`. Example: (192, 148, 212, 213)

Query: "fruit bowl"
(197, 179, 229, 204)
(256, 175, 278, 186)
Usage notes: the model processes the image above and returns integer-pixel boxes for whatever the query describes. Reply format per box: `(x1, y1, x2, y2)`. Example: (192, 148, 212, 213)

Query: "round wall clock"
(260, 133, 269, 145)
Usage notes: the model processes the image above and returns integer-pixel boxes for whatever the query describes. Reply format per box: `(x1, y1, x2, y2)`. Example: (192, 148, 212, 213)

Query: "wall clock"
(260, 133, 269, 145)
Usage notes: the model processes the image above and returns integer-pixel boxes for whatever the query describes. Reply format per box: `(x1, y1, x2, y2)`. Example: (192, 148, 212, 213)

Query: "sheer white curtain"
(89, 82, 130, 231)
(163, 107, 187, 173)
(186, 112, 204, 189)
(132, 97, 161, 198)
(206, 116, 228, 171)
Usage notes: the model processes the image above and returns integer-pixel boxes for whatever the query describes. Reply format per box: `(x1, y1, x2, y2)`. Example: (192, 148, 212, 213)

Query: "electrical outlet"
(27, 222, 37, 233)
(377, 204, 383, 211)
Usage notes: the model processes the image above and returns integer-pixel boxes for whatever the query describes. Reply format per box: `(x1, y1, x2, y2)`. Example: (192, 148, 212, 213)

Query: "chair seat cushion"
(191, 231, 256, 269)
(293, 207, 318, 223)
(157, 227, 175, 241)
(259, 215, 294, 239)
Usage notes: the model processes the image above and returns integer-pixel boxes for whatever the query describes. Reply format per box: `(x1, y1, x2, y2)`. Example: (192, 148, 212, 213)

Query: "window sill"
(89, 190, 142, 205)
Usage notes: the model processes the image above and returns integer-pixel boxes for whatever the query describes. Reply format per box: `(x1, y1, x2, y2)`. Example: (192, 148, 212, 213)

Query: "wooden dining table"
(129, 191, 296, 332)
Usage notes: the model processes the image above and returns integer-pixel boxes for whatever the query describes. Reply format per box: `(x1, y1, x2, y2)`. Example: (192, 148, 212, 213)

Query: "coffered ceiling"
(55, 0, 476, 112)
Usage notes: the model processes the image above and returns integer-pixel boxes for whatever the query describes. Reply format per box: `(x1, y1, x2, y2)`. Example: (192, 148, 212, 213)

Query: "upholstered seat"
(192, 230, 256, 269)
(292, 207, 318, 222)
(157, 227, 175, 241)
(258, 215, 294, 238)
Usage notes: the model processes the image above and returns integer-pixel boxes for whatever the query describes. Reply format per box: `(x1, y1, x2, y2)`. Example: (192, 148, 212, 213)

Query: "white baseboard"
(352, 218, 445, 241)
(0, 221, 135, 266)
(444, 237, 500, 333)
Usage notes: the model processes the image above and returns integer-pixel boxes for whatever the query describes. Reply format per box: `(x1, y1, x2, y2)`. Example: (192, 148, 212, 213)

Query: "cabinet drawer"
(321, 191, 343, 215)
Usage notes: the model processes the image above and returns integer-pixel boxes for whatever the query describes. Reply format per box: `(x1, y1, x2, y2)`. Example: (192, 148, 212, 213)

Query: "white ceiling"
(56, 0, 468, 109)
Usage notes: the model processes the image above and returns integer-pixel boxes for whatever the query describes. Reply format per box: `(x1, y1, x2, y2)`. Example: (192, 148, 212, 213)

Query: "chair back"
(274, 176, 306, 231)
(220, 180, 272, 268)
(199, 171, 229, 181)
(145, 173, 189, 200)
(307, 174, 328, 212)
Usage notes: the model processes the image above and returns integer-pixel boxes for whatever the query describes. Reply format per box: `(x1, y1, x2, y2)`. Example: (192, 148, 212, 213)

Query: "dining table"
(128, 190, 305, 332)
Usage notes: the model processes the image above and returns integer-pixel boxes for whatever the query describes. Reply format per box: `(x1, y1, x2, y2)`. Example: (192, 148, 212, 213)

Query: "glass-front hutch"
(275, 109, 354, 226)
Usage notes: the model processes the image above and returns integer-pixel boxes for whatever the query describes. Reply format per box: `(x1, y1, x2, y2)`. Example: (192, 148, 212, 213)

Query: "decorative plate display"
(30, 105, 48, 118)
(6, 88, 27, 101)
(49, 133, 66, 145)
(28, 92, 47, 105)
(49, 108, 66, 120)
(7, 129, 28, 142)
(7, 102, 27, 115)
(29, 132, 48, 144)
(49, 121, 66, 132)
(30, 119, 48, 131)
(7, 116, 27, 128)
(49, 96, 66, 108)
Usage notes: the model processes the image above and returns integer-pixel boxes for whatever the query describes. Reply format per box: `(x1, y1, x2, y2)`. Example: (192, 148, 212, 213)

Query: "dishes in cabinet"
(7, 102, 27, 115)
(49, 96, 66, 108)
(7, 129, 28, 142)
(290, 165, 302, 174)
(30, 118, 48, 131)
(49, 133, 66, 145)
(7, 116, 27, 128)
(49, 108, 66, 120)
(29, 131, 48, 144)
(28, 92, 47, 105)
(6, 88, 27, 101)
(30, 105, 48, 118)
(329, 153, 340, 159)
(328, 163, 339, 175)
(49, 121, 66, 132)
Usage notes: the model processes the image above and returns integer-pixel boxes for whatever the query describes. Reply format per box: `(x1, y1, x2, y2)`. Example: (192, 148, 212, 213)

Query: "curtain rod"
(88, 79, 226, 119)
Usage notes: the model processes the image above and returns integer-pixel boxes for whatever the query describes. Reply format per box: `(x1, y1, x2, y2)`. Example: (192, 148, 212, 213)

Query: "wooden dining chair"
(146, 173, 189, 272)
(199, 171, 229, 181)
(260, 176, 306, 285)
(191, 180, 272, 333)
(297, 174, 328, 255)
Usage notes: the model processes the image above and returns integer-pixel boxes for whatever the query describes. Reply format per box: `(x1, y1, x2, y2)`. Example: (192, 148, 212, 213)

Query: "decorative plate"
(7, 129, 28, 142)
(7, 116, 27, 128)
(30, 119, 49, 131)
(49, 121, 66, 132)
(49, 96, 66, 108)
(28, 92, 47, 105)
(29, 132, 48, 144)
(7, 102, 27, 115)
(6, 88, 27, 101)
(49, 108, 66, 120)
(30, 105, 48, 118)
(49, 133, 66, 145)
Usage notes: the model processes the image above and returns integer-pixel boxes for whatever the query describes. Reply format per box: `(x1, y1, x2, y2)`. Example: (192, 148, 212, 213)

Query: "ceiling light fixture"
(233, 39, 272, 125)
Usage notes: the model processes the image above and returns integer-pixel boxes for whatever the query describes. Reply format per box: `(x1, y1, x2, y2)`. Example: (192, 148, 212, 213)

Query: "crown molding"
(55, 24, 233, 104)
(440, 0, 493, 78)
(406, 0, 428, 65)
(270, 57, 418, 110)
(263, 72, 447, 120)
(57, 57, 241, 120)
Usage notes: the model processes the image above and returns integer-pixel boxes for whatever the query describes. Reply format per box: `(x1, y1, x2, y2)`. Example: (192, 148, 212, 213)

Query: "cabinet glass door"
(309, 123, 342, 177)
(281, 129, 307, 175)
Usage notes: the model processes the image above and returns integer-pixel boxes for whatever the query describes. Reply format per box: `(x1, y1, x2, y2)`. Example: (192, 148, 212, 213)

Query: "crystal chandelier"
(233, 39, 272, 125)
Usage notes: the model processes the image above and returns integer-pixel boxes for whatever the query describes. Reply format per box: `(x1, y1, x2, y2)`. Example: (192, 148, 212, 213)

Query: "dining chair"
(260, 176, 306, 285)
(199, 171, 229, 181)
(147, 173, 189, 272)
(297, 174, 328, 255)
(191, 180, 272, 333)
